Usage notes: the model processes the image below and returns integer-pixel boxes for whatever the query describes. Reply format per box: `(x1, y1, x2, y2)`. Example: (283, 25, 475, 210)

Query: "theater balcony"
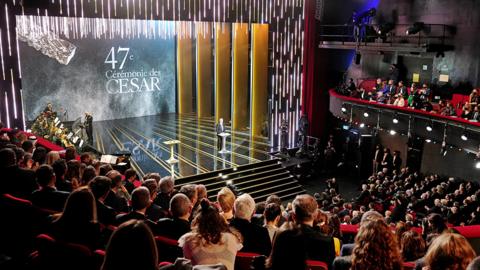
(329, 89, 480, 178)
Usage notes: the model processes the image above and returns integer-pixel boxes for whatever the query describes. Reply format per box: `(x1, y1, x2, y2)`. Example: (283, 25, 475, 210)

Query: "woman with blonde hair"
(424, 232, 476, 270)
(351, 219, 403, 270)
(217, 187, 236, 222)
(46, 151, 60, 165)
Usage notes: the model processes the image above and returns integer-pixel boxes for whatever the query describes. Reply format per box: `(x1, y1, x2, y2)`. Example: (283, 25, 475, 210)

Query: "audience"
(89, 176, 117, 226)
(179, 199, 242, 270)
(155, 176, 175, 210)
(230, 194, 272, 256)
(1, 147, 37, 198)
(115, 186, 154, 225)
(143, 179, 167, 221)
(217, 187, 236, 223)
(263, 203, 281, 242)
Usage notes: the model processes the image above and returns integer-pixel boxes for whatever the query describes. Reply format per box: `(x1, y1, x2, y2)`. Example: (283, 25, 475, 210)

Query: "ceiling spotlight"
(341, 104, 347, 113)
(476, 162, 480, 169)
(363, 112, 369, 118)
(425, 139, 432, 143)
(389, 130, 397, 135)
(461, 134, 468, 141)
(359, 123, 365, 128)
(393, 117, 399, 124)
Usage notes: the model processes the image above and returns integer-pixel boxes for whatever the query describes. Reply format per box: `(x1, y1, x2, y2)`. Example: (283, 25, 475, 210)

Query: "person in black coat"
(155, 193, 192, 240)
(89, 176, 117, 226)
(30, 165, 69, 212)
(115, 187, 155, 227)
(143, 179, 168, 222)
(0, 148, 37, 198)
(229, 194, 272, 256)
(392, 150, 402, 173)
(380, 147, 393, 173)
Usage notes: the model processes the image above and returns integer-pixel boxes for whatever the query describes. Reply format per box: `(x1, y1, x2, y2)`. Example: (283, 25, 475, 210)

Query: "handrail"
(329, 89, 480, 130)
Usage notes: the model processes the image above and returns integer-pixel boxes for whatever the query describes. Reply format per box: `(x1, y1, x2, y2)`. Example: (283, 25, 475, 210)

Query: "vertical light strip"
(10, 69, 17, 119)
(5, 4, 12, 56)
(4, 92, 10, 127)
(0, 28, 5, 80)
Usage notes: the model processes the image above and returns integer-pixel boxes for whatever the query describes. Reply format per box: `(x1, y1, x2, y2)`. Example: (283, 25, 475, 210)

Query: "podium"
(218, 132, 230, 154)
(163, 140, 180, 164)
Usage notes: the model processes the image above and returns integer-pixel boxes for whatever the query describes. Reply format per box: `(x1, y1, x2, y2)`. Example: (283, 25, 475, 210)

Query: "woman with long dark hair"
(102, 220, 158, 270)
(178, 199, 242, 270)
(49, 187, 101, 249)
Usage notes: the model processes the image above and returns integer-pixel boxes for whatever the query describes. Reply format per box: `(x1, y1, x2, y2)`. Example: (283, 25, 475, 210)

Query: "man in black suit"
(155, 193, 192, 240)
(116, 187, 155, 226)
(229, 193, 272, 256)
(29, 165, 69, 212)
(215, 118, 225, 150)
(291, 194, 335, 266)
(154, 176, 175, 210)
(392, 150, 402, 173)
(143, 179, 167, 222)
(0, 148, 37, 198)
(89, 176, 116, 226)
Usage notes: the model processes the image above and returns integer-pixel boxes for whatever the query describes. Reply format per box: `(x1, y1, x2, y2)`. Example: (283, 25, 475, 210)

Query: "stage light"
(406, 22, 425, 35)
(475, 162, 480, 169)
(425, 139, 432, 143)
(389, 130, 396, 135)
(461, 134, 468, 141)
(426, 121, 433, 132)
(392, 115, 399, 124)
(341, 104, 347, 114)
(359, 123, 365, 128)
(378, 23, 395, 35)
(226, 180, 233, 185)
(363, 112, 369, 118)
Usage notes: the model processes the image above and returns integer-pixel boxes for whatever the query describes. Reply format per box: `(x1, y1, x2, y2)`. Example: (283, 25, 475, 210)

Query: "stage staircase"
(174, 159, 305, 203)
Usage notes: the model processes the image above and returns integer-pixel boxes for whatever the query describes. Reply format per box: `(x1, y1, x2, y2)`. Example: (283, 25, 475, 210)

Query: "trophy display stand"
(218, 132, 230, 154)
(163, 140, 180, 179)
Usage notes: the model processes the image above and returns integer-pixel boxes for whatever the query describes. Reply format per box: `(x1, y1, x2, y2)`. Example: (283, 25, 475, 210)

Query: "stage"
(93, 113, 274, 178)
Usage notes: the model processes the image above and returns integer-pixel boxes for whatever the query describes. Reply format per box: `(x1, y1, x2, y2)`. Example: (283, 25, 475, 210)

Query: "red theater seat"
(235, 252, 261, 270)
(403, 261, 416, 270)
(307, 260, 329, 270)
(155, 235, 182, 264)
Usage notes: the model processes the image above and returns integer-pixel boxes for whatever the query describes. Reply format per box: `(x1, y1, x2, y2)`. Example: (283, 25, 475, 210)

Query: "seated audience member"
(64, 146, 76, 162)
(230, 194, 272, 256)
(65, 160, 81, 190)
(392, 94, 405, 107)
(105, 170, 129, 213)
(99, 164, 113, 176)
(423, 213, 448, 245)
(21, 140, 34, 154)
(461, 104, 472, 120)
(263, 203, 281, 242)
(397, 81, 408, 98)
(179, 184, 198, 207)
(373, 78, 382, 92)
(46, 151, 60, 165)
(467, 257, 480, 270)
(32, 146, 47, 166)
(89, 176, 116, 226)
(401, 230, 426, 262)
(471, 105, 480, 121)
(217, 187, 236, 223)
(52, 159, 72, 192)
(441, 101, 456, 116)
(424, 233, 476, 270)
(179, 199, 242, 270)
(49, 188, 102, 249)
(80, 152, 92, 165)
(154, 176, 175, 210)
(350, 219, 403, 270)
(469, 89, 479, 105)
(143, 179, 167, 221)
(80, 165, 96, 186)
(101, 220, 158, 270)
(0, 147, 37, 198)
(30, 164, 69, 212)
(116, 187, 154, 225)
(143, 172, 161, 182)
(155, 193, 192, 240)
(266, 225, 308, 270)
(123, 168, 139, 194)
(291, 194, 335, 266)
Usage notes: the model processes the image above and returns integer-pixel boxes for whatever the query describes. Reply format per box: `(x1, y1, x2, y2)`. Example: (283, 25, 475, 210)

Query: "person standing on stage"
(84, 112, 93, 145)
(216, 118, 225, 151)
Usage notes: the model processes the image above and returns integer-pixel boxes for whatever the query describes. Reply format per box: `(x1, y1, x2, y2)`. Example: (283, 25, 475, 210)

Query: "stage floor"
(92, 113, 274, 178)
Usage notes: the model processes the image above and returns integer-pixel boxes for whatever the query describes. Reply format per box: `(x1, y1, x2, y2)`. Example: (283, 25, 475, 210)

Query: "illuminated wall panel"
(214, 23, 231, 124)
(232, 23, 249, 131)
(251, 24, 269, 137)
(177, 22, 194, 114)
(196, 22, 213, 118)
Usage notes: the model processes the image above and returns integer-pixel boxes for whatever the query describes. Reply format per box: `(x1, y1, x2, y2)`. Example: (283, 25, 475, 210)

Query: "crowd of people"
(341, 78, 480, 121)
(2, 126, 480, 270)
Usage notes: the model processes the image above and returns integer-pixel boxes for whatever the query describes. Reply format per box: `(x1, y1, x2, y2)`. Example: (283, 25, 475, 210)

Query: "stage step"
(174, 159, 305, 203)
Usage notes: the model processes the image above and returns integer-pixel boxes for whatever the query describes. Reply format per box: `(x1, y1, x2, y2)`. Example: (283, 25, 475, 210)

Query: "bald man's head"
(170, 193, 192, 219)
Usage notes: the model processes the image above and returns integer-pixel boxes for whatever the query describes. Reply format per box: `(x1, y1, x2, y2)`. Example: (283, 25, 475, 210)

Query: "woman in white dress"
(178, 199, 243, 270)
